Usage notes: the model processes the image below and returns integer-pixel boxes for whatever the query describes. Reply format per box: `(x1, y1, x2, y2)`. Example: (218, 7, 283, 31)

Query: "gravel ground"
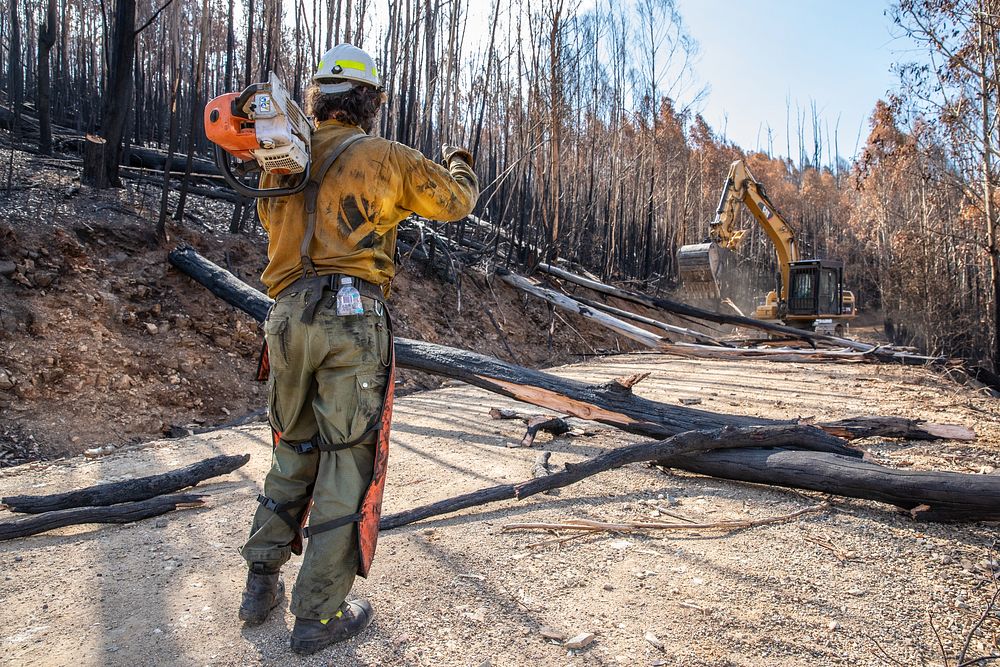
(1, 354, 998, 667)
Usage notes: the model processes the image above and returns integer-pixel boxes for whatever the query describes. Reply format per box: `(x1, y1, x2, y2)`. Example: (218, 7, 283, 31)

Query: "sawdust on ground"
(1, 354, 999, 667)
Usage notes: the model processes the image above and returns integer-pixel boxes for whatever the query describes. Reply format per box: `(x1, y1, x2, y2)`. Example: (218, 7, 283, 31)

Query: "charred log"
(662, 448, 1000, 522)
(380, 425, 839, 530)
(0, 494, 206, 541)
(2, 454, 249, 514)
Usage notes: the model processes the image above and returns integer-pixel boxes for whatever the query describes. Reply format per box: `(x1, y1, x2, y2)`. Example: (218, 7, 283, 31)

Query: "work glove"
(441, 144, 474, 169)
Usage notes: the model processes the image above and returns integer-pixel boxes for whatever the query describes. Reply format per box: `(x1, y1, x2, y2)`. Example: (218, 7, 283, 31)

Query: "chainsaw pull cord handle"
(214, 143, 312, 199)
(299, 132, 372, 278)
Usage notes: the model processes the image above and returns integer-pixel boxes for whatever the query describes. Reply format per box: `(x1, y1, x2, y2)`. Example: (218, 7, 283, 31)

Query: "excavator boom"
(678, 160, 797, 300)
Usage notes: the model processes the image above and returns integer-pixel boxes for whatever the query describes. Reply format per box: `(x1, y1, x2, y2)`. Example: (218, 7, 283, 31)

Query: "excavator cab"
(786, 259, 844, 317)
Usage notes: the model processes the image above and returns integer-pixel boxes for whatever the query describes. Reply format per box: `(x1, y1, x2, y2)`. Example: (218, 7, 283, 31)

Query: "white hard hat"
(313, 44, 381, 93)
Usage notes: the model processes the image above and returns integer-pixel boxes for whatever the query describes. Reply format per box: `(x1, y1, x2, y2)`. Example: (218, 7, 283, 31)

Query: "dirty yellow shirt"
(258, 119, 479, 298)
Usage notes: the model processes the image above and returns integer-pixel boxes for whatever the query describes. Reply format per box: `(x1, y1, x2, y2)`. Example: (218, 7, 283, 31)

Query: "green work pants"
(241, 287, 391, 620)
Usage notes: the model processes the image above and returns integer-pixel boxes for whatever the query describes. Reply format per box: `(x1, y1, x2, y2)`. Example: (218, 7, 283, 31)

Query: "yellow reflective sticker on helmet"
(335, 59, 367, 71)
(318, 60, 325, 70)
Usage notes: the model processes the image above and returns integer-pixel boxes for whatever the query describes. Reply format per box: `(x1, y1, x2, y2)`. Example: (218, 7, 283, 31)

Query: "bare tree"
(82, 0, 137, 187)
(893, 0, 1000, 370)
(36, 0, 56, 155)
(7, 0, 24, 142)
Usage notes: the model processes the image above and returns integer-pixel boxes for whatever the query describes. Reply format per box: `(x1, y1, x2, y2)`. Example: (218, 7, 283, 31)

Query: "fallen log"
(127, 145, 220, 177)
(120, 168, 243, 204)
(394, 340, 971, 443)
(2, 454, 250, 513)
(120, 163, 229, 185)
(166, 246, 973, 443)
(568, 292, 727, 347)
(0, 103, 76, 137)
(662, 448, 1000, 522)
(496, 269, 669, 349)
(169, 246, 271, 319)
(816, 417, 975, 442)
(381, 438, 1000, 530)
(379, 425, 839, 530)
(0, 493, 206, 541)
(535, 262, 949, 365)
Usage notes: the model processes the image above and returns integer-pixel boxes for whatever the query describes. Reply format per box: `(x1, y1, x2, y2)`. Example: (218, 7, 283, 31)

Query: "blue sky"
(675, 0, 906, 162)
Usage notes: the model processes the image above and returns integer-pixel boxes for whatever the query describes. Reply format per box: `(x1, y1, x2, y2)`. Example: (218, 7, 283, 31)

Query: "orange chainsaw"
(204, 72, 312, 198)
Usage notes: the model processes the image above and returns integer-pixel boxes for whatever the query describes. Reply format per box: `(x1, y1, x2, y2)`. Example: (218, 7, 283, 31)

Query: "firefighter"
(238, 43, 478, 655)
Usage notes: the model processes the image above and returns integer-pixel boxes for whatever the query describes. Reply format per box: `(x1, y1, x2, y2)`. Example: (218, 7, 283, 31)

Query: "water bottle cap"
(340, 276, 353, 285)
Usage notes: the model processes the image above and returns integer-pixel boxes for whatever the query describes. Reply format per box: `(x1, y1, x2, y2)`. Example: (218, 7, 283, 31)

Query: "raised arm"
(393, 143, 479, 222)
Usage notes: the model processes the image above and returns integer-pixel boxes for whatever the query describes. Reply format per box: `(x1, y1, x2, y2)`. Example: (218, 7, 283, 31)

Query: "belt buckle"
(292, 440, 316, 455)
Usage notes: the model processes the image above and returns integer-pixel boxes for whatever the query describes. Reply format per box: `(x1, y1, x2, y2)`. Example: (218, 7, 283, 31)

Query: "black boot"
(289, 598, 374, 655)
(239, 563, 285, 625)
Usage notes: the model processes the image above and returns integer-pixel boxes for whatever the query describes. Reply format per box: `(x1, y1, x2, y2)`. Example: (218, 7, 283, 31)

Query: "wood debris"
(170, 248, 1000, 526)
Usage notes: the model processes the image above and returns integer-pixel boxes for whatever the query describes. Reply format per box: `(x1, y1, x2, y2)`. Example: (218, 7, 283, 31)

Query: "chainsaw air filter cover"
(254, 143, 310, 175)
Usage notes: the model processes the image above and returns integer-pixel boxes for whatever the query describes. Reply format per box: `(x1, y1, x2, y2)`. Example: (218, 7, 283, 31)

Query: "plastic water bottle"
(335, 276, 364, 316)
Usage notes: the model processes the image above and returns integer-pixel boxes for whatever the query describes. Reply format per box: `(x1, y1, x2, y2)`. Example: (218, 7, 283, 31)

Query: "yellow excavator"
(677, 159, 856, 334)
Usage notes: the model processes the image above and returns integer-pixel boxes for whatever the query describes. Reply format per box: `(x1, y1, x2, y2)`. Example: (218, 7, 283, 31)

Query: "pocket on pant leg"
(263, 317, 290, 371)
(349, 370, 388, 443)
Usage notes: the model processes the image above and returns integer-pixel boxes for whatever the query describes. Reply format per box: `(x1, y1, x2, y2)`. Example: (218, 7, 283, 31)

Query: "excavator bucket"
(676, 242, 747, 311)
(677, 242, 725, 300)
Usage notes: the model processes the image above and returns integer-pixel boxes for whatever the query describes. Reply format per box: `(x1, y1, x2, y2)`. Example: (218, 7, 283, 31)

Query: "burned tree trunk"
(36, 0, 57, 155)
(128, 145, 220, 176)
(517, 416, 571, 448)
(173, 0, 211, 222)
(82, 136, 111, 188)
(2, 454, 249, 513)
(380, 424, 847, 530)
(0, 494, 206, 541)
(662, 448, 1000, 522)
(496, 269, 669, 349)
(82, 0, 137, 187)
(569, 292, 726, 346)
(7, 0, 23, 143)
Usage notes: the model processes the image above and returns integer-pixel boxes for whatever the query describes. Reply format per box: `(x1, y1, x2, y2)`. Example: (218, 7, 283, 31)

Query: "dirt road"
(2, 355, 999, 666)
